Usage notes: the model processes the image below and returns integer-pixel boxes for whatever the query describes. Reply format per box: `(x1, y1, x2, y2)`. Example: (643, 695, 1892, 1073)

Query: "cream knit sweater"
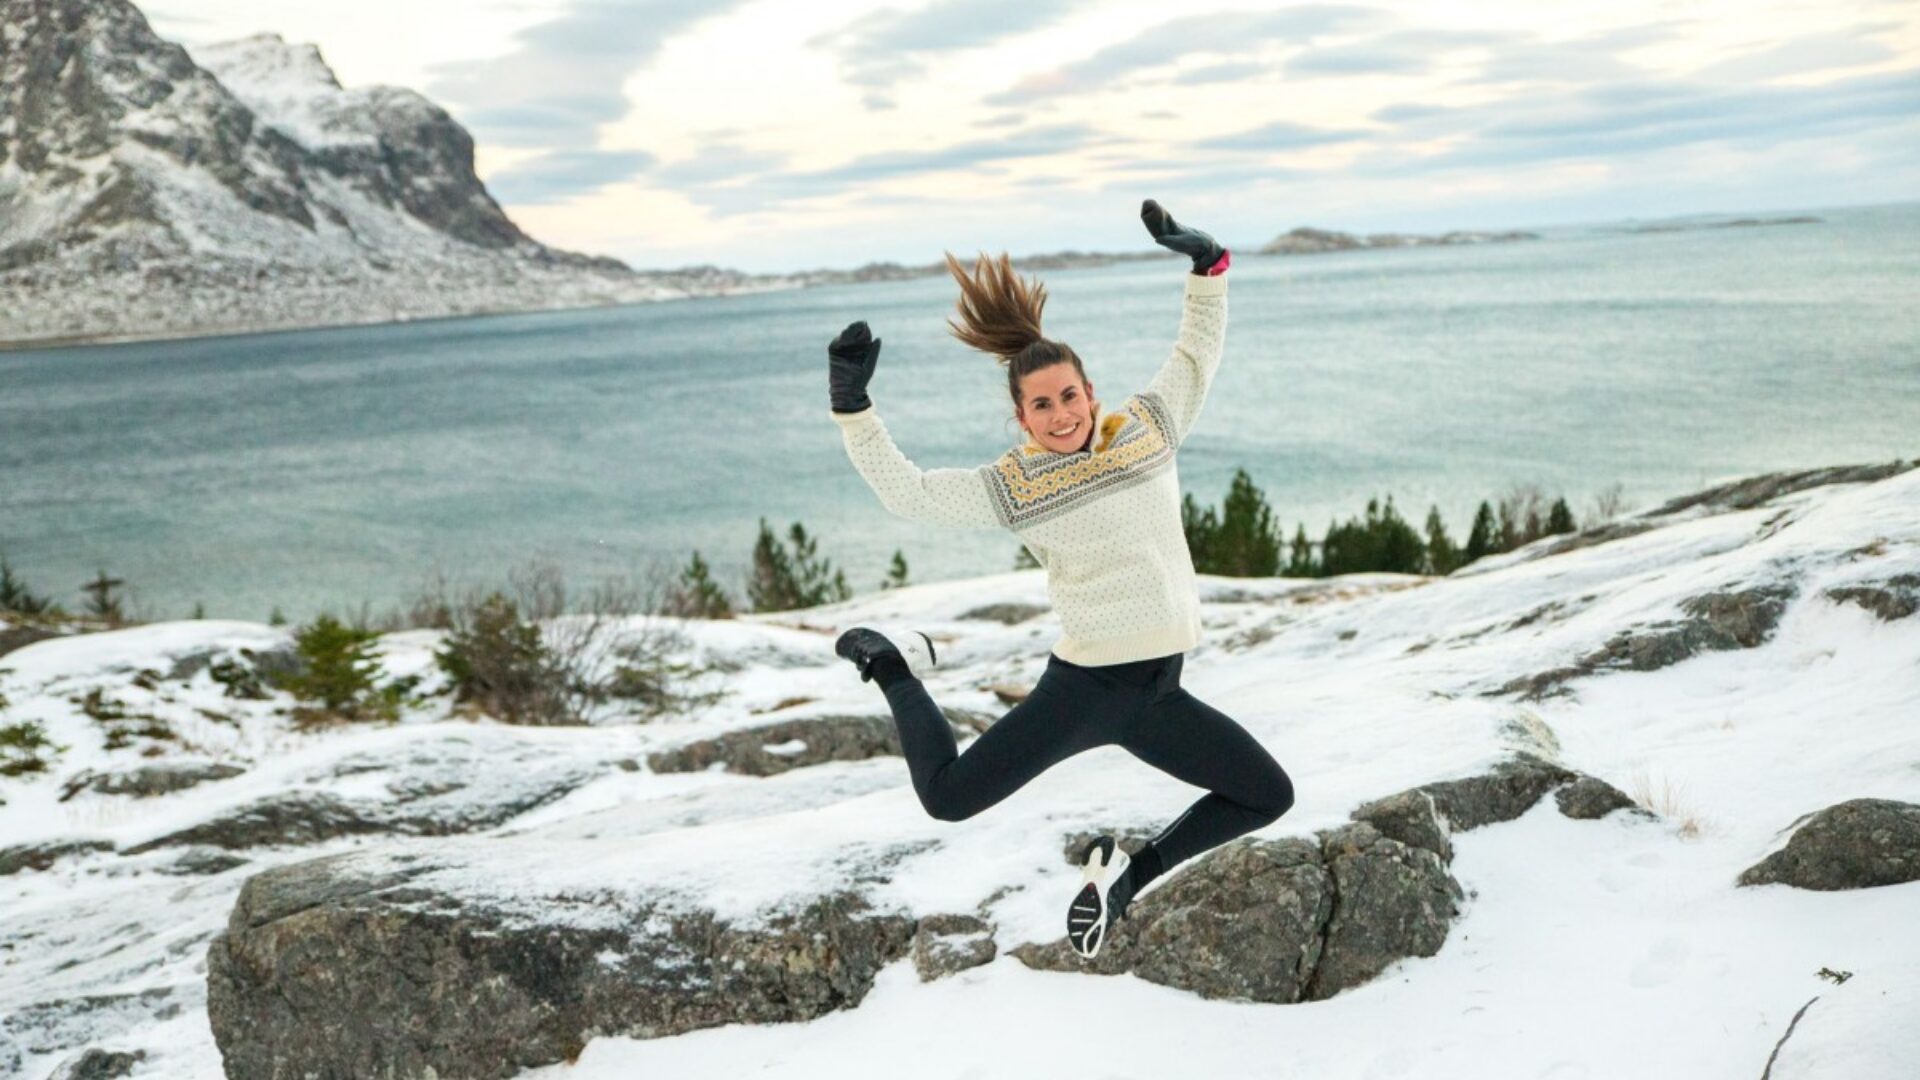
(832, 272, 1228, 666)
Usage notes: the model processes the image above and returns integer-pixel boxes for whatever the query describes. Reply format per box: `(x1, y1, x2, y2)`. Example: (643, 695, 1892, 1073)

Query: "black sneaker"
(1067, 835, 1134, 959)
(834, 626, 937, 683)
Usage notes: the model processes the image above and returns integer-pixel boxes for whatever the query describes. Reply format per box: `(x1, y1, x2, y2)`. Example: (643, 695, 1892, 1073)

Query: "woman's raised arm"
(1138, 200, 1231, 446)
(829, 322, 1003, 531)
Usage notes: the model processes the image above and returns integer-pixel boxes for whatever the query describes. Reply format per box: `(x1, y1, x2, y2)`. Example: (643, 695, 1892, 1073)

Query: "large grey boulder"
(1012, 837, 1336, 1002)
(1308, 823, 1463, 999)
(1015, 757, 1588, 1002)
(1738, 798, 1920, 890)
(205, 849, 921, 1079)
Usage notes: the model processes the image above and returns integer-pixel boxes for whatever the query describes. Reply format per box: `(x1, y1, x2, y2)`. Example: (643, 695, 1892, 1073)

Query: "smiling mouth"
(1049, 421, 1079, 438)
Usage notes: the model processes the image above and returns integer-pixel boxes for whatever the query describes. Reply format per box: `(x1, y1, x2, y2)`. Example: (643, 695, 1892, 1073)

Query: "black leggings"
(878, 651, 1294, 875)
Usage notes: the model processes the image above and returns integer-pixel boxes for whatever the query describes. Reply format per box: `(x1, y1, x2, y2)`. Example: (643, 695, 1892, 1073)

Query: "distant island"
(1259, 227, 1539, 255)
(1619, 215, 1822, 235)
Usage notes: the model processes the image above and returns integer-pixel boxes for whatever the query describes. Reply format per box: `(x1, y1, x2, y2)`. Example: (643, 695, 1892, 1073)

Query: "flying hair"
(943, 251, 1049, 361)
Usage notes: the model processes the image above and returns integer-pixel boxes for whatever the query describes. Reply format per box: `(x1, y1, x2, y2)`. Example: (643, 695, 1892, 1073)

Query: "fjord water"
(4, 203, 1916, 621)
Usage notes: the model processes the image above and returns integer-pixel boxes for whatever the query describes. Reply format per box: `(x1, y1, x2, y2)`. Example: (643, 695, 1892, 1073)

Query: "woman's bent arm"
(833, 406, 1003, 530)
(1142, 273, 1229, 446)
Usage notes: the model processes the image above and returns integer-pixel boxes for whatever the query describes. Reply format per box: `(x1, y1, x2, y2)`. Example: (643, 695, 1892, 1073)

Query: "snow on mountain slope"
(0, 0, 752, 348)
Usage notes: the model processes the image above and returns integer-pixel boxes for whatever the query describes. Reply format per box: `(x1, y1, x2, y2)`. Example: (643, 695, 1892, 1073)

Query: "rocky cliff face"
(0, 0, 673, 346)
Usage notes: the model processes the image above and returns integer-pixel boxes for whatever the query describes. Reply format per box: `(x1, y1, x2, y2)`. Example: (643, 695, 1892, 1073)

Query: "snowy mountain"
(0, 0, 759, 348)
(2, 461, 1916, 1077)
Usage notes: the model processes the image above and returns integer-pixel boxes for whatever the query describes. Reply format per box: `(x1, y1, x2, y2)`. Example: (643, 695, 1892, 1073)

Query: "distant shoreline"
(0, 211, 1841, 354)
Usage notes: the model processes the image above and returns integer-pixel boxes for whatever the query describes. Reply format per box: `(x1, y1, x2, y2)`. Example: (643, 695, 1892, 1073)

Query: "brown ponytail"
(943, 251, 1087, 411)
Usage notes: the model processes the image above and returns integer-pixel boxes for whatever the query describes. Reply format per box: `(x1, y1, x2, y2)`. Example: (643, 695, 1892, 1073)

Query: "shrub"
(597, 629, 727, 720)
(433, 565, 690, 726)
(1, 720, 63, 777)
(1547, 497, 1577, 536)
(437, 592, 568, 725)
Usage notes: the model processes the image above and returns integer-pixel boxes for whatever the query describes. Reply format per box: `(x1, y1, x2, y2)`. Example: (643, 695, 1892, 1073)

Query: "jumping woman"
(825, 199, 1295, 959)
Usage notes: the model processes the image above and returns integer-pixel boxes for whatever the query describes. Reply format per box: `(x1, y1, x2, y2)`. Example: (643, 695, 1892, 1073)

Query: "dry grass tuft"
(1629, 766, 1717, 840)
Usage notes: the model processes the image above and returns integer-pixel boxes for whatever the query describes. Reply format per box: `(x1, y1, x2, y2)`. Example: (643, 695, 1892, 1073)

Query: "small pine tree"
(279, 615, 383, 717)
(1464, 501, 1497, 564)
(191, 601, 207, 620)
(786, 522, 851, 607)
(1286, 524, 1316, 578)
(81, 570, 125, 623)
(1546, 497, 1577, 536)
(748, 519, 852, 612)
(1214, 468, 1282, 576)
(1181, 492, 1218, 572)
(748, 519, 799, 612)
(1014, 546, 1041, 570)
(663, 551, 734, 619)
(881, 549, 910, 590)
(0, 557, 52, 615)
(1424, 505, 1459, 575)
(1373, 497, 1425, 574)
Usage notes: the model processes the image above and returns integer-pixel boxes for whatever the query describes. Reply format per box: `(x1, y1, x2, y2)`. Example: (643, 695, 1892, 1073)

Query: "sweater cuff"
(830, 405, 877, 428)
(1184, 271, 1228, 298)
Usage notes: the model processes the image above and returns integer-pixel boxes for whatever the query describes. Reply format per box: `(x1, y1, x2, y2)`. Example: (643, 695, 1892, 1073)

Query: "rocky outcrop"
(1824, 575, 1920, 621)
(1495, 584, 1795, 700)
(1017, 757, 1620, 1001)
(959, 602, 1049, 625)
(59, 759, 245, 800)
(1738, 798, 1920, 890)
(911, 914, 997, 981)
(646, 711, 977, 776)
(204, 850, 923, 1079)
(0, 838, 113, 875)
(1649, 462, 1915, 516)
(1554, 776, 1647, 820)
(122, 741, 600, 852)
(46, 1047, 145, 1079)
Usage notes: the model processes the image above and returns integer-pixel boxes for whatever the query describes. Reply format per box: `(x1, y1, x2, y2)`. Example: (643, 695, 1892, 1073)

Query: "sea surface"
(4, 202, 1917, 622)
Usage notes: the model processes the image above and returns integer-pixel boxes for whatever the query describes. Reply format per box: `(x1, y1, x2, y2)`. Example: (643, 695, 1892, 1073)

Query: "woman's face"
(1017, 362, 1097, 454)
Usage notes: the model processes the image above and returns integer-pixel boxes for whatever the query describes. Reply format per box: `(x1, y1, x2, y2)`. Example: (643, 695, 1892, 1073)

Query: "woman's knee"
(920, 789, 982, 823)
(1254, 766, 1295, 823)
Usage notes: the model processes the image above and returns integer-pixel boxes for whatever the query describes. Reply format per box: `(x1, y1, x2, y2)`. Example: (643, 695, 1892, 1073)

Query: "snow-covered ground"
(2, 466, 1916, 1079)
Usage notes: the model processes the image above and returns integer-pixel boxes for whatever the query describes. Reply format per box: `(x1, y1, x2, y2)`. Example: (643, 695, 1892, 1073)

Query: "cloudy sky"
(145, 0, 1920, 273)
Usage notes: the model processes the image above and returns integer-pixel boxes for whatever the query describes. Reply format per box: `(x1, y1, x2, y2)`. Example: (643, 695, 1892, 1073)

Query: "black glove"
(1141, 198, 1224, 275)
(828, 320, 881, 413)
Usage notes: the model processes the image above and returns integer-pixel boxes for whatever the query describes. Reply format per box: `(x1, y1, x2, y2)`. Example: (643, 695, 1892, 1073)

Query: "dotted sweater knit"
(832, 272, 1229, 666)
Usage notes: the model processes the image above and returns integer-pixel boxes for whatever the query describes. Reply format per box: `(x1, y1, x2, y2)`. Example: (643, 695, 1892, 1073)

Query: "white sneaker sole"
(1067, 838, 1130, 959)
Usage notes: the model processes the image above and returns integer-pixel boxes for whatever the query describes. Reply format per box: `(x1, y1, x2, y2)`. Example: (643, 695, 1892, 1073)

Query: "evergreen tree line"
(662, 519, 908, 619)
(1182, 468, 1601, 578)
